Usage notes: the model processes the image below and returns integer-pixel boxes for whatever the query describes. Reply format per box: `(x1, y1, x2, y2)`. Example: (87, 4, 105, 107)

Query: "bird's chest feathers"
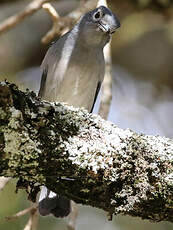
(60, 48, 102, 90)
(55, 50, 104, 111)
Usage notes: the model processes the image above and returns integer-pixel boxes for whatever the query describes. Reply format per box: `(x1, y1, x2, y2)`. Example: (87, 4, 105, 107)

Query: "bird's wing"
(38, 69, 47, 98)
(38, 31, 72, 101)
(90, 81, 101, 113)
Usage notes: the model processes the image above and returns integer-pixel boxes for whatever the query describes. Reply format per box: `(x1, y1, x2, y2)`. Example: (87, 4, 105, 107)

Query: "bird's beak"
(99, 13, 120, 34)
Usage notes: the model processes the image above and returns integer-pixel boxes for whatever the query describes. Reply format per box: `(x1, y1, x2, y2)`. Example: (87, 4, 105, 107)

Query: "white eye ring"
(93, 10, 103, 21)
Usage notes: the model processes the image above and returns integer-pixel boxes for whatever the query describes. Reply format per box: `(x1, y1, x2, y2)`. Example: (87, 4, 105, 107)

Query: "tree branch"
(0, 82, 173, 222)
(41, 0, 98, 44)
(6, 203, 38, 221)
(0, 0, 53, 36)
(98, 0, 113, 120)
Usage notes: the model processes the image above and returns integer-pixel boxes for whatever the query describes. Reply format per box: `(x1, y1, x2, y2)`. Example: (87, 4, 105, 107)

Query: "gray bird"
(38, 5, 120, 218)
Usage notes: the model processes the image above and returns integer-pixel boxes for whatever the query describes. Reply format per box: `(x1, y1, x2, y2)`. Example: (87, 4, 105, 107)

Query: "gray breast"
(55, 50, 104, 111)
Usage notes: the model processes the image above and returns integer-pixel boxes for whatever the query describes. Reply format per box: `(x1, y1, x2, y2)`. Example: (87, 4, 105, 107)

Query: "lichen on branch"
(0, 81, 173, 222)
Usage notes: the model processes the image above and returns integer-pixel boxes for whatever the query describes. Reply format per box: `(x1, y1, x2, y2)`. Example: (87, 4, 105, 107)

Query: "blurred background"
(0, 0, 173, 229)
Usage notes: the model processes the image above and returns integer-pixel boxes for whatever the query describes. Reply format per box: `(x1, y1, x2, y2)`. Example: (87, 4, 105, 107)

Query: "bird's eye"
(93, 11, 102, 21)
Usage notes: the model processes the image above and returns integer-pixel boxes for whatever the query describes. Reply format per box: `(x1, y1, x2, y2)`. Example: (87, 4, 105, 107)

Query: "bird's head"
(77, 6, 120, 47)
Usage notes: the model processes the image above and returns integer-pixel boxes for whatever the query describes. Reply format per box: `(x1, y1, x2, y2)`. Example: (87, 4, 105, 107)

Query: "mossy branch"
(0, 82, 173, 222)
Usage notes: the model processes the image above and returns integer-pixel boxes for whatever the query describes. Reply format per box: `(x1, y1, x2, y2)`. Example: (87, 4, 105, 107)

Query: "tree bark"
(0, 82, 173, 222)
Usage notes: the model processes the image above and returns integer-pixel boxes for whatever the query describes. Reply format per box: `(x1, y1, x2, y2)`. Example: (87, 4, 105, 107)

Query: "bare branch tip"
(42, 3, 60, 20)
(5, 204, 38, 221)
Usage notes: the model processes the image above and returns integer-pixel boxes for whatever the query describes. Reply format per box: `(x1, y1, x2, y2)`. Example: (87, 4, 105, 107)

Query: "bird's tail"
(38, 186, 71, 218)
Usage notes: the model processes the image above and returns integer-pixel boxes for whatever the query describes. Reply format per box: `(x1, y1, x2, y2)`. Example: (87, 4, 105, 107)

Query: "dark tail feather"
(39, 195, 71, 218)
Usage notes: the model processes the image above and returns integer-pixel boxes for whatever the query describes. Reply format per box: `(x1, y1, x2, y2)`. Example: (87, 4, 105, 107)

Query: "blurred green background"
(0, 0, 173, 229)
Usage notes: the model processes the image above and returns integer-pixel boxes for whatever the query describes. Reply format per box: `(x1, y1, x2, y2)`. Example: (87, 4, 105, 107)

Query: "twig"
(97, 0, 113, 120)
(41, 0, 98, 44)
(98, 42, 113, 119)
(6, 204, 38, 221)
(23, 216, 33, 230)
(97, 0, 107, 7)
(0, 176, 11, 191)
(23, 204, 38, 230)
(41, 2, 64, 44)
(67, 201, 78, 230)
(42, 3, 60, 21)
(30, 208, 38, 230)
(0, 0, 52, 35)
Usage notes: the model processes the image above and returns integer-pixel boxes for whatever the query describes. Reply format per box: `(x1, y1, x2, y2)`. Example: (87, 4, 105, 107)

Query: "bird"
(38, 5, 120, 218)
